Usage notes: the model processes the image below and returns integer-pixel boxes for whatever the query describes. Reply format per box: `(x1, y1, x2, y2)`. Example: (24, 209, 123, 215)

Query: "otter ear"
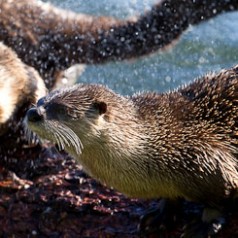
(94, 101, 107, 115)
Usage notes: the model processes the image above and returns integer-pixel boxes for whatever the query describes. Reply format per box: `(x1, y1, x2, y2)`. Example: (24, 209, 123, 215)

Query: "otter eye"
(56, 107, 64, 114)
(66, 108, 79, 119)
(45, 103, 66, 116)
(55, 104, 66, 114)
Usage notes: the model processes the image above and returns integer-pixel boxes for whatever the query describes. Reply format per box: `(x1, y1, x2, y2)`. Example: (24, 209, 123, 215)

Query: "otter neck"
(78, 126, 148, 195)
(67, 111, 180, 199)
(64, 104, 149, 195)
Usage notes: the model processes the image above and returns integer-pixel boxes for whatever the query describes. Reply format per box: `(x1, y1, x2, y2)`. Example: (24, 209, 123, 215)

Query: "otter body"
(26, 65, 238, 208)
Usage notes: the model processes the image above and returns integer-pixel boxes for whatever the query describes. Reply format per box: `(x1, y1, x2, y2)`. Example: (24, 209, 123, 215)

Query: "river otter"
(1, 0, 238, 88)
(26, 65, 238, 236)
(0, 42, 47, 135)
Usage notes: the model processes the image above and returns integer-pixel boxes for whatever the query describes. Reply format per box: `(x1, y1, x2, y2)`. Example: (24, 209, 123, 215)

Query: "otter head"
(25, 84, 123, 156)
(26, 84, 154, 196)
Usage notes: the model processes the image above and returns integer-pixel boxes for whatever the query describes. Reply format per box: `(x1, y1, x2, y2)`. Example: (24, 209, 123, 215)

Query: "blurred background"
(47, 0, 238, 95)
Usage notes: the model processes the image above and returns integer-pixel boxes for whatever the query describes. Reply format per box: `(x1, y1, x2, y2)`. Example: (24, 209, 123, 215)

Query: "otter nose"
(27, 108, 44, 122)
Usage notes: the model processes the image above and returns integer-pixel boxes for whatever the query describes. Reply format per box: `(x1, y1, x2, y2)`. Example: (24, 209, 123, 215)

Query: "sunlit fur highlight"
(0, 42, 46, 134)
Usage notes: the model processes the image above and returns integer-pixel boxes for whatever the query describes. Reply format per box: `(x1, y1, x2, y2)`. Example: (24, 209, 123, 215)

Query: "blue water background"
(47, 0, 238, 95)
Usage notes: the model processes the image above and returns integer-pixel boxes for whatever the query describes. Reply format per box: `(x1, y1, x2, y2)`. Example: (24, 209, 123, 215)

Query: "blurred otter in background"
(1, 0, 238, 89)
(0, 42, 46, 136)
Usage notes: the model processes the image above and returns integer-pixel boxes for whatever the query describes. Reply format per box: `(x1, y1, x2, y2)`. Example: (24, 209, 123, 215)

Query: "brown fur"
(27, 65, 238, 208)
(1, 0, 238, 89)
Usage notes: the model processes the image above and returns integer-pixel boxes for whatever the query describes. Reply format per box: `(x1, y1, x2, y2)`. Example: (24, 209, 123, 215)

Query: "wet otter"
(0, 42, 47, 135)
(26, 65, 238, 236)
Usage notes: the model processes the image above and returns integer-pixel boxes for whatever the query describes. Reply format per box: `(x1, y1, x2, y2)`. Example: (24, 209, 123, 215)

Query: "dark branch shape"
(1, 0, 238, 88)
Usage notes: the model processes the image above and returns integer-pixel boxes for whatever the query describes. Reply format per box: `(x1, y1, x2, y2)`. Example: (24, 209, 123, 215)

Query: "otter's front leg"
(138, 198, 183, 237)
(139, 200, 226, 237)
(182, 207, 225, 238)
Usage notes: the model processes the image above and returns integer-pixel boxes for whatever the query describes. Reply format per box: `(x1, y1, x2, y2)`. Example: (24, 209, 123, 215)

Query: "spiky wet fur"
(27, 65, 238, 208)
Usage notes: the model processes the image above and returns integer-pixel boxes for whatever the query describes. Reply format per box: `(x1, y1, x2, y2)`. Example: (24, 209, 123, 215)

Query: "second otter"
(0, 42, 47, 135)
(26, 65, 238, 236)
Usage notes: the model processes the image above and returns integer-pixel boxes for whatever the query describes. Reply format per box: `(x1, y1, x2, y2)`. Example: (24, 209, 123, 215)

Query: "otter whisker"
(59, 124, 84, 154)
(23, 117, 40, 144)
(54, 131, 66, 151)
(47, 121, 83, 154)
(46, 122, 67, 151)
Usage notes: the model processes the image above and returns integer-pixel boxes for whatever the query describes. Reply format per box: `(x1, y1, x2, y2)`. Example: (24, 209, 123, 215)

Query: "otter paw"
(182, 217, 225, 238)
(138, 199, 181, 237)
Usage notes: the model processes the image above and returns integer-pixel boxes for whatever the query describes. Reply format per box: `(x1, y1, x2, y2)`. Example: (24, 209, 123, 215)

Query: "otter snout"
(27, 107, 45, 122)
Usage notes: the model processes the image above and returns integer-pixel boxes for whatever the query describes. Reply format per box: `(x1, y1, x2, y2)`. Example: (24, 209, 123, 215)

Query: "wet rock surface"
(0, 141, 238, 237)
(0, 154, 142, 237)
